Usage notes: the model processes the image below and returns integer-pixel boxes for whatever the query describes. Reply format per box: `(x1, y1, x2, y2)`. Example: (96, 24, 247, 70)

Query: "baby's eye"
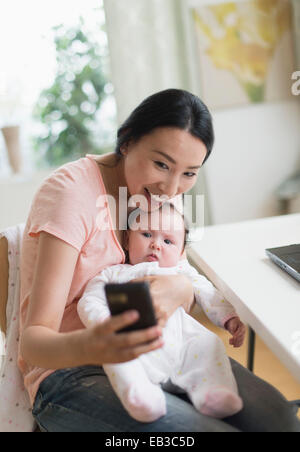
(142, 232, 152, 238)
(164, 239, 173, 245)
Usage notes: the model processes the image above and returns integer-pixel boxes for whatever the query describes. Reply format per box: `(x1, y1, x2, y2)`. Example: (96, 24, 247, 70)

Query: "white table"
(188, 214, 300, 383)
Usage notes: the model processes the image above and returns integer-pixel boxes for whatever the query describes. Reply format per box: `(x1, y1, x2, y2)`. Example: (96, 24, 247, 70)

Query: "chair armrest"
(0, 236, 8, 335)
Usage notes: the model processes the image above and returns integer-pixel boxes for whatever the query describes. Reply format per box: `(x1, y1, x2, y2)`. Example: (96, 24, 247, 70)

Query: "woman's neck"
(97, 153, 128, 198)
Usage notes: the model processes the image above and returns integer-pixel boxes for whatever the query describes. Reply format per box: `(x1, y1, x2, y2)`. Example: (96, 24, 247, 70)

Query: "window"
(0, 0, 116, 175)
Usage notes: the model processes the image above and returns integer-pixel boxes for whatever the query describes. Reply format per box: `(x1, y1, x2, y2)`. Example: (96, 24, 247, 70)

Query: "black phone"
(104, 281, 157, 333)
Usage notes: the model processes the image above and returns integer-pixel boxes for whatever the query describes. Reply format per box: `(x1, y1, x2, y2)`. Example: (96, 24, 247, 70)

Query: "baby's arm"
(77, 269, 113, 328)
(177, 261, 237, 329)
(178, 261, 246, 346)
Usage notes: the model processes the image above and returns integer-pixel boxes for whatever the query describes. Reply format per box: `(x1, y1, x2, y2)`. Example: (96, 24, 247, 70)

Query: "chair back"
(0, 226, 37, 432)
(0, 236, 9, 335)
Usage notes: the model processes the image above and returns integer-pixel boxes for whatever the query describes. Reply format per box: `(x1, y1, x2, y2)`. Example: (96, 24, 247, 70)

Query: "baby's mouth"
(147, 253, 159, 262)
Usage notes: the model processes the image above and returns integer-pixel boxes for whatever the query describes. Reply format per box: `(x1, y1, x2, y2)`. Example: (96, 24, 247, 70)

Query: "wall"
(0, 170, 51, 230)
(206, 100, 300, 224)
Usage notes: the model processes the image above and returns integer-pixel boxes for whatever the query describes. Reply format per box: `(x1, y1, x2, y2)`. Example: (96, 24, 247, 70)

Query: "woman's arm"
(20, 232, 163, 369)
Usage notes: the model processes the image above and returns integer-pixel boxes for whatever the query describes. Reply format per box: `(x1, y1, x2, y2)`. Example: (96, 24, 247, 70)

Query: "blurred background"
(0, 0, 299, 229)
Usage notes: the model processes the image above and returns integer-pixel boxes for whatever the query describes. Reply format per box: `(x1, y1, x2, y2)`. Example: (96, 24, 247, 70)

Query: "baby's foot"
(200, 386, 243, 419)
(123, 382, 166, 423)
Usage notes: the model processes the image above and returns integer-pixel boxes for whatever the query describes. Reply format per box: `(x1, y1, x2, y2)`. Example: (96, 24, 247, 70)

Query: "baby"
(77, 204, 245, 422)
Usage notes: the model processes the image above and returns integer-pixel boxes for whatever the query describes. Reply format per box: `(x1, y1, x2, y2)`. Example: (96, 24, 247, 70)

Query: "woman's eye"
(184, 172, 196, 178)
(154, 161, 169, 170)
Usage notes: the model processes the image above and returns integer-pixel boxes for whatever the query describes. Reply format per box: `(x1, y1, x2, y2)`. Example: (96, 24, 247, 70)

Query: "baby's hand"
(225, 317, 246, 348)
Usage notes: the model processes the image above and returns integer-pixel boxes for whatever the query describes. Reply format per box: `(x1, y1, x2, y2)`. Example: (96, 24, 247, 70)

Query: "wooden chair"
(0, 236, 8, 337)
(0, 235, 40, 432)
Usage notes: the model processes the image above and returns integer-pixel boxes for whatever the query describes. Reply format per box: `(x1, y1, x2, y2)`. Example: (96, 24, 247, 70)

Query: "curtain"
(103, 0, 185, 123)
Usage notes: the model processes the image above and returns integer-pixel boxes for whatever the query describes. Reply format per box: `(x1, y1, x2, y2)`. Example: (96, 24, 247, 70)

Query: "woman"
(19, 89, 300, 432)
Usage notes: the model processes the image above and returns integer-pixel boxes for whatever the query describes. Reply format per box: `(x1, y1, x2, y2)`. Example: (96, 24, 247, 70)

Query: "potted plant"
(32, 19, 111, 167)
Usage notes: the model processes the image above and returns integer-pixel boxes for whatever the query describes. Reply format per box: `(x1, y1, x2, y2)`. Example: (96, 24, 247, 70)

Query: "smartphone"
(104, 281, 157, 333)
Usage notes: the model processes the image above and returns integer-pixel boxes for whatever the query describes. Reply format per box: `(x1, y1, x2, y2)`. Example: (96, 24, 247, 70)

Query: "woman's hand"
(84, 310, 164, 365)
(131, 274, 194, 327)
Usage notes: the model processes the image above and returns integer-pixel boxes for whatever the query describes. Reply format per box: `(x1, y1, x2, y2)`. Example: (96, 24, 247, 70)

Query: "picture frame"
(181, 0, 298, 110)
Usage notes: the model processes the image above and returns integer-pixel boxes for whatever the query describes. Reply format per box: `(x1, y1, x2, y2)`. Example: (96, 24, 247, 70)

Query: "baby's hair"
(126, 202, 190, 249)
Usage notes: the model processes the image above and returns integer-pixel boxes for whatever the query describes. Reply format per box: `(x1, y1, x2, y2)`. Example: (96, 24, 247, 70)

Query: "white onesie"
(77, 260, 243, 421)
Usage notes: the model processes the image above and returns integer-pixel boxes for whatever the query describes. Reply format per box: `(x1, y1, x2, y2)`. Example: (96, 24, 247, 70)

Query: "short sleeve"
(28, 161, 94, 252)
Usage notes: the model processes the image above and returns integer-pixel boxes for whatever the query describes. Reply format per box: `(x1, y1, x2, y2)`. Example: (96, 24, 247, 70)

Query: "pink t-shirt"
(18, 156, 125, 406)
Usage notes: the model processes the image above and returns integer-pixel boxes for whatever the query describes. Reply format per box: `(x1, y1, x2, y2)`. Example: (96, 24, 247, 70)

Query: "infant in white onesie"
(78, 204, 245, 422)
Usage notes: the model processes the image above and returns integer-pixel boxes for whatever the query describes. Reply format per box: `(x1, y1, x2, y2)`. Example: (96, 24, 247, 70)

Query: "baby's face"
(126, 208, 185, 268)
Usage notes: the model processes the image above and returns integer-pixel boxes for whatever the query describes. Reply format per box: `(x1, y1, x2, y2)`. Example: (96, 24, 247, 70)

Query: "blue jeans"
(32, 360, 300, 432)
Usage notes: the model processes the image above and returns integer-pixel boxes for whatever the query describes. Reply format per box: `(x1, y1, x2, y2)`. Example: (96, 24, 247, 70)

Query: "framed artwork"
(187, 0, 297, 109)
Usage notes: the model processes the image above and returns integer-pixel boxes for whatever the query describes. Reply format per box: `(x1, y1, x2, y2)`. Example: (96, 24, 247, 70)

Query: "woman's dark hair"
(115, 88, 214, 165)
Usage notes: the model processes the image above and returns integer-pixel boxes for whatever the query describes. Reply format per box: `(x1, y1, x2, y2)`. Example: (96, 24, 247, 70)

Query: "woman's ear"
(120, 145, 129, 156)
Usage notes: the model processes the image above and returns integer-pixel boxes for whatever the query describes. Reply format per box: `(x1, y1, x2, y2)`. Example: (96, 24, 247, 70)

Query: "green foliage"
(32, 20, 110, 167)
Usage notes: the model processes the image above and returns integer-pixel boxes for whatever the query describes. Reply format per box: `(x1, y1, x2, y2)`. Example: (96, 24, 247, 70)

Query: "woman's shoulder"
(23, 157, 109, 253)
(50, 155, 99, 182)
(27, 156, 107, 231)
(38, 155, 107, 199)
(86, 152, 119, 173)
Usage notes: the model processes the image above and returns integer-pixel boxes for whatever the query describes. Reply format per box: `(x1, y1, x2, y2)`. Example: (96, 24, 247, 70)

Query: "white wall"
(204, 100, 300, 224)
(0, 170, 51, 230)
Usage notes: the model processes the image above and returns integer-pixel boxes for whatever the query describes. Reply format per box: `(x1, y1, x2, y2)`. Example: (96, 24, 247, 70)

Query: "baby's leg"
(103, 360, 166, 423)
(171, 314, 243, 419)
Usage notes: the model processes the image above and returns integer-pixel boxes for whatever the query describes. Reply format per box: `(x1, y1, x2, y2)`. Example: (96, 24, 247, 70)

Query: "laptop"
(265, 244, 300, 283)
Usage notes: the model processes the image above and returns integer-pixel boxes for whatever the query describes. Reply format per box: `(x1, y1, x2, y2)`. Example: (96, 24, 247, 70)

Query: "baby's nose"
(151, 241, 161, 250)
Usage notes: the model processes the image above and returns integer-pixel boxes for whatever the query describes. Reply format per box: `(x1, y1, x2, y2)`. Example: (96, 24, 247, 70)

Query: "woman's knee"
(228, 359, 300, 432)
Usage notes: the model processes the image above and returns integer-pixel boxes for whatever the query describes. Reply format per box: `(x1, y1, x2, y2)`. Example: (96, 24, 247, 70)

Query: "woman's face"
(121, 127, 207, 211)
